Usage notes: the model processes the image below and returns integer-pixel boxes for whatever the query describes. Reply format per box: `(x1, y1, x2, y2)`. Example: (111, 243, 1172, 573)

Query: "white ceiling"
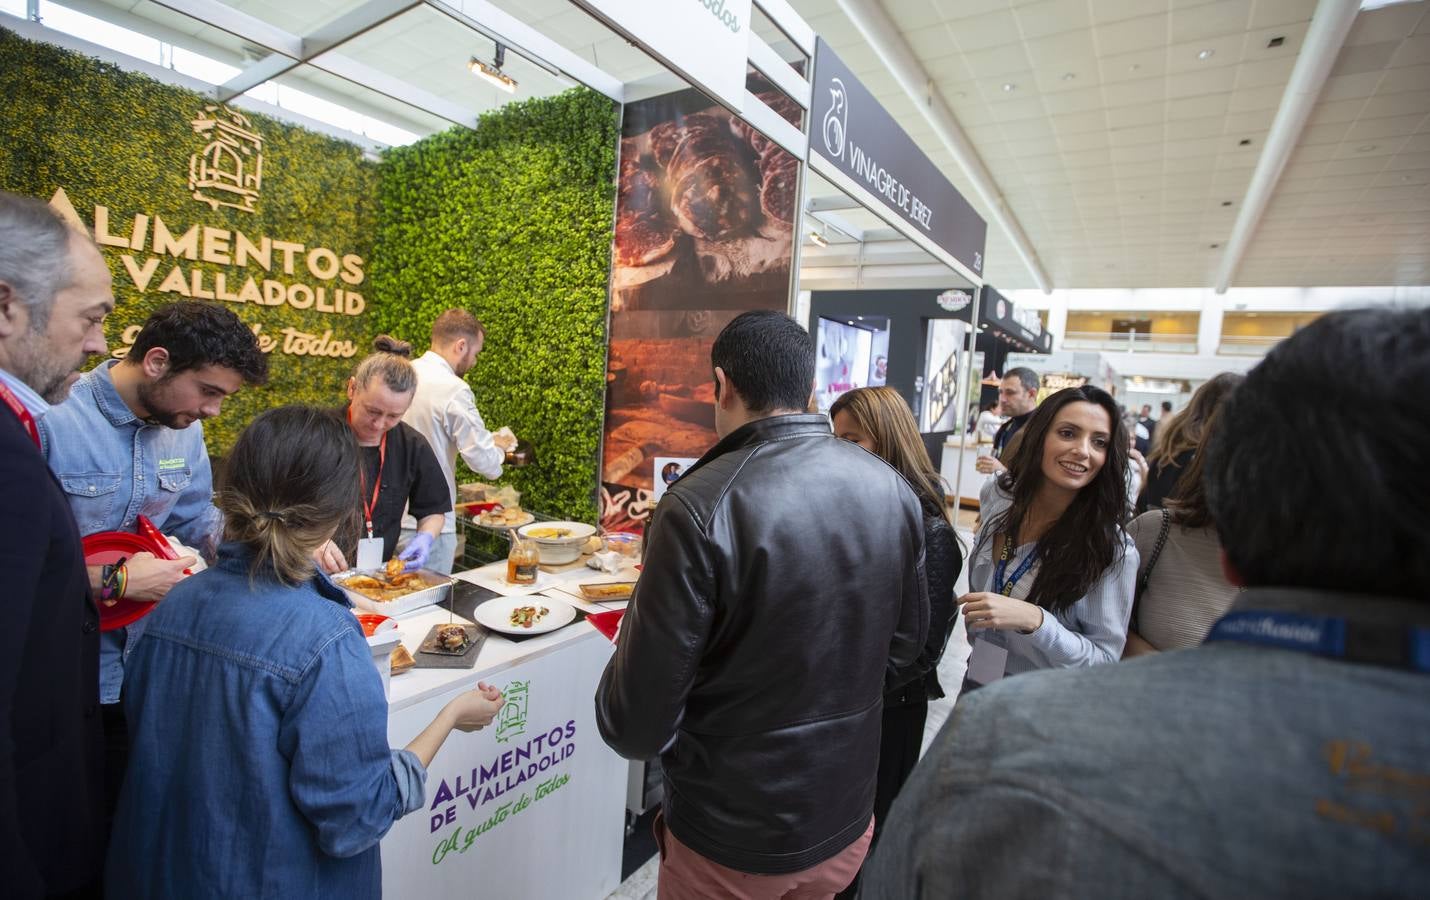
(65, 0, 1430, 290)
(789, 0, 1430, 289)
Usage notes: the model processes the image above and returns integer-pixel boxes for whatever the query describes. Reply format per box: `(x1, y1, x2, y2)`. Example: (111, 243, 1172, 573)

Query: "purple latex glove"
(398, 532, 434, 572)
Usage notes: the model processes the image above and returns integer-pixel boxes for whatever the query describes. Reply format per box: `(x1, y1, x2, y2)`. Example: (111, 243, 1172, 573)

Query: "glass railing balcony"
(1218, 335, 1285, 356)
(1061, 331, 1199, 353)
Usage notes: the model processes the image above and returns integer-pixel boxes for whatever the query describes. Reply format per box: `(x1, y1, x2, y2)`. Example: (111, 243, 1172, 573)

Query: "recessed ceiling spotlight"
(808, 229, 829, 247)
(1210, 243, 1220, 249)
(1002, 82, 1017, 92)
(1197, 49, 1215, 60)
(1128, 63, 1141, 72)
(1239, 138, 1252, 146)
(1222, 200, 1233, 207)
(1268, 36, 1285, 48)
(1060, 72, 1076, 81)
(1356, 144, 1377, 152)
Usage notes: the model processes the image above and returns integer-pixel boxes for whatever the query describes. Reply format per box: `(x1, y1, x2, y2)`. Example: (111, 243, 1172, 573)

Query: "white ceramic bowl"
(517, 521, 597, 565)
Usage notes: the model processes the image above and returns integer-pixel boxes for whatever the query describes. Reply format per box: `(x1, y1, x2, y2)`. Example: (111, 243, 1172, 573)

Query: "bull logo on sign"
(822, 77, 848, 160)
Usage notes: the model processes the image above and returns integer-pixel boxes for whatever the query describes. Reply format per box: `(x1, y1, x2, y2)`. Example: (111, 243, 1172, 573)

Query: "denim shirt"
(39, 359, 223, 703)
(104, 543, 426, 899)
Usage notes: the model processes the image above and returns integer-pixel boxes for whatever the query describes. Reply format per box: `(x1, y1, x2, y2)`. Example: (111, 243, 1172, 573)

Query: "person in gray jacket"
(596, 310, 928, 899)
(863, 306, 1430, 899)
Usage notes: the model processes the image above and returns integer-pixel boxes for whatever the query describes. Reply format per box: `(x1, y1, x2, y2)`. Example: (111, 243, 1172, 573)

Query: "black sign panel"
(810, 38, 988, 277)
(979, 285, 1047, 352)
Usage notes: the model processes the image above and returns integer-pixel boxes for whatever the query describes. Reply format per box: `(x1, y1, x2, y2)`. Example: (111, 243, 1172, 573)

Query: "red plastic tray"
(83, 529, 173, 632)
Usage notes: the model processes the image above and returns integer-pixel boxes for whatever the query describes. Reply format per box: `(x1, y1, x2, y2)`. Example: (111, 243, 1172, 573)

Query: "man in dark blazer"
(0, 191, 113, 897)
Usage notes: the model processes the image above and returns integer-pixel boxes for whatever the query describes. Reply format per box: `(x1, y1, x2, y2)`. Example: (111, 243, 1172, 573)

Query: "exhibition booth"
(0, 1, 995, 896)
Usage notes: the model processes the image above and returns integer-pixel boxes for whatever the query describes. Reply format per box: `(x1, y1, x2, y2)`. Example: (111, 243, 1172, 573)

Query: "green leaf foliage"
(369, 89, 618, 522)
(0, 26, 377, 458)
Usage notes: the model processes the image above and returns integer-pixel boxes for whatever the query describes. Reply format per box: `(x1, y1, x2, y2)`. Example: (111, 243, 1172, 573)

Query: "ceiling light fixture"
(1356, 144, 1377, 152)
(1060, 72, 1076, 81)
(469, 43, 517, 94)
(1222, 200, 1233, 207)
(1239, 138, 1252, 146)
(1002, 82, 1016, 92)
(1268, 36, 1285, 48)
(809, 228, 829, 247)
(1197, 49, 1215, 60)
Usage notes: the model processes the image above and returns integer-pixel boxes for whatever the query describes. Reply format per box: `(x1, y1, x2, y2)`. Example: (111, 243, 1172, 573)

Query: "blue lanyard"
(1206, 610, 1430, 673)
(993, 535, 1037, 596)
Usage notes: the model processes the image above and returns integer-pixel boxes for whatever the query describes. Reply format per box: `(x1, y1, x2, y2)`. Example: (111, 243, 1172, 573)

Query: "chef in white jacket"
(400, 309, 516, 572)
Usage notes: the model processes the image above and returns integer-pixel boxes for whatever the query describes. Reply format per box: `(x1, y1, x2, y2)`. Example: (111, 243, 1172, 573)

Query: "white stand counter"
(941, 435, 995, 508)
(378, 561, 633, 899)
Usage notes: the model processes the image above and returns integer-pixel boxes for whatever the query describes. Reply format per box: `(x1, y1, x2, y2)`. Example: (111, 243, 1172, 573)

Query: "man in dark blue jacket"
(0, 191, 113, 897)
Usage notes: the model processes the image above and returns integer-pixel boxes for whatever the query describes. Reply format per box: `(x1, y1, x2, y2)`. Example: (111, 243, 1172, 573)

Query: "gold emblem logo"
(188, 104, 263, 214)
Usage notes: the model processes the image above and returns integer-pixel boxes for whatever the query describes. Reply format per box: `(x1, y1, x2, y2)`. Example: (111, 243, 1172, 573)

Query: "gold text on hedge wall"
(86, 201, 366, 359)
(49, 103, 366, 360)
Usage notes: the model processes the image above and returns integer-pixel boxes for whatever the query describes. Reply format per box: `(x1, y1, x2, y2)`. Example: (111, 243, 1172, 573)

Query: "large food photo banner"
(600, 73, 803, 531)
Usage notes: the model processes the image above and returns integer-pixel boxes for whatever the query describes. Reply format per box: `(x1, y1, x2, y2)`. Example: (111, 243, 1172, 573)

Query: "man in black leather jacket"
(596, 311, 929, 897)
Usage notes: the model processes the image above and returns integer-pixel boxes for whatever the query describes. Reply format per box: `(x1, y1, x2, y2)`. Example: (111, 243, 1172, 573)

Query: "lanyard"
(993, 533, 1037, 596)
(0, 380, 40, 450)
(348, 408, 387, 539)
(1206, 610, 1430, 674)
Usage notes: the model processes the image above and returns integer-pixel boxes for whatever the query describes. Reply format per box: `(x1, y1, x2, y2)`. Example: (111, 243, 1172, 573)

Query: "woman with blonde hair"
(1124, 396, 1243, 656)
(106, 405, 505, 898)
(829, 386, 963, 880)
(314, 334, 450, 573)
(1138, 373, 1242, 513)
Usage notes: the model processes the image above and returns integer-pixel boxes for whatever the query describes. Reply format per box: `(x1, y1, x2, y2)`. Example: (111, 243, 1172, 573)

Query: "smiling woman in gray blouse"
(960, 386, 1138, 689)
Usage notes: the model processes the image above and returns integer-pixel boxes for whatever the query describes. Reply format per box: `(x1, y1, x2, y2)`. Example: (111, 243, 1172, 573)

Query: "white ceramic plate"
(472, 596, 578, 635)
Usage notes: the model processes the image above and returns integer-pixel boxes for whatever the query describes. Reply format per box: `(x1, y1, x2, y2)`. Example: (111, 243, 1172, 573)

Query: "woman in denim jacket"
(105, 406, 504, 898)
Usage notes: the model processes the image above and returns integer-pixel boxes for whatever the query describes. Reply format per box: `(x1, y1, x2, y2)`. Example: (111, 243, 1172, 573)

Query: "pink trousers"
(653, 812, 875, 900)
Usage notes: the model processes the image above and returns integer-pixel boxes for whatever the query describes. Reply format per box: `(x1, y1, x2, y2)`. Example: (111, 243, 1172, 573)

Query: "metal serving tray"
(332, 568, 453, 617)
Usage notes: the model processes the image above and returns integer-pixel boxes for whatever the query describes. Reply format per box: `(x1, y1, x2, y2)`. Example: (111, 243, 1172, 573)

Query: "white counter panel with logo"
(379, 602, 627, 899)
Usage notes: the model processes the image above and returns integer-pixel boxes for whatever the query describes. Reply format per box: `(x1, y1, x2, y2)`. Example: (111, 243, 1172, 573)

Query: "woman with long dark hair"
(829, 389, 963, 812)
(1138, 372, 1242, 513)
(106, 406, 505, 898)
(829, 387, 963, 899)
(959, 386, 1138, 687)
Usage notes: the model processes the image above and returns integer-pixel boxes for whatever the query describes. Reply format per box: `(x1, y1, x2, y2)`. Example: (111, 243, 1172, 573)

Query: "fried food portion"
(385, 557, 405, 579)
(343, 575, 384, 591)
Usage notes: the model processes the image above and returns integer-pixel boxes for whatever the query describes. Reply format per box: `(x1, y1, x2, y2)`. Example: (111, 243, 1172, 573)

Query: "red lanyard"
(348, 407, 387, 538)
(0, 380, 40, 450)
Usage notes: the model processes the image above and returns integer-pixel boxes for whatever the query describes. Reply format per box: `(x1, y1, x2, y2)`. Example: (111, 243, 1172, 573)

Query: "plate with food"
(578, 582, 637, 602)
(412, 623, 487, 669)
(517, 521, 598, 565)
(471, 505, 535, 529)
(472, 596, 578, 636)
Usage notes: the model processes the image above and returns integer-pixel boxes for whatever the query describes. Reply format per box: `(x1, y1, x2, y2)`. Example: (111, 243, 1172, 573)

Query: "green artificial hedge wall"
(0, 27, 377, 457)
(369, 89, 618, 522)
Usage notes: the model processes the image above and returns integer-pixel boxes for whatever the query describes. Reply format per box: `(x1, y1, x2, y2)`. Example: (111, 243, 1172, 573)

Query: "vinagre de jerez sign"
(809, 38, 987, 278)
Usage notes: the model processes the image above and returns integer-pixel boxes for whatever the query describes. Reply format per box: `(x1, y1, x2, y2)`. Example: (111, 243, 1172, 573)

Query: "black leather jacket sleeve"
(595, 493, 713, 760)
(887, 515, 962, 697)
(889, 521, 931, 675)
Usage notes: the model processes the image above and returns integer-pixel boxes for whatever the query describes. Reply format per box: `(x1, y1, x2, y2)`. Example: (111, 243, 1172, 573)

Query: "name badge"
(355, 536, 384, 572)
(965, 640, 1009, 687)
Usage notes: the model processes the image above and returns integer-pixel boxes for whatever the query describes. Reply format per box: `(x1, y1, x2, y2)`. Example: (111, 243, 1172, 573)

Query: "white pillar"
(1046, 290, 1069, 351)
(1197, 290, 1224, 356)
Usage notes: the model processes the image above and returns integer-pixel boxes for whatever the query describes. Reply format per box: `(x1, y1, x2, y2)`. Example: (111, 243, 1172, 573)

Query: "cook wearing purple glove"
(397, 531, 434, 572)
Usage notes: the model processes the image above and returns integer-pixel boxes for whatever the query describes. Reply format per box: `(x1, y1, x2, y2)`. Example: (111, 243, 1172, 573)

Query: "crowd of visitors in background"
(4, 187, 1427, 900)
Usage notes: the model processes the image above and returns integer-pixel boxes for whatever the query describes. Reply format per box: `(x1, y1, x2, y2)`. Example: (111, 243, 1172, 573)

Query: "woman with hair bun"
(105, 405, 505, 898)
(313, 335, 450, 574)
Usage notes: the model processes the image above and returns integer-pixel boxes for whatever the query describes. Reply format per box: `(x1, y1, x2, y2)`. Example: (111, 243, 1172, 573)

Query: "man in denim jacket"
(865, 307, 1430, 898)
(41, 301, 267, 814)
